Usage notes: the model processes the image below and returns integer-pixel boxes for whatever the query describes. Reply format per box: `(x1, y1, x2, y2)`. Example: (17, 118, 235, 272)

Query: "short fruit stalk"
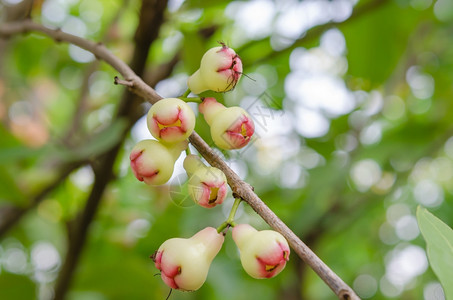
(187, 44, 242, 94)
(183, 154, 227, 208)
(232, 224, 290, 279)
(199, 97, 254, 150)
(130, 139, 187, 185)
(152, 227, 224, 291)
(147, 97, 196, 144)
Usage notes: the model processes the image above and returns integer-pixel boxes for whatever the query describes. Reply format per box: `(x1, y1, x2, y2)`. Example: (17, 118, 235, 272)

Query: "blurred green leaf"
(342, 2, 424, 86)
(417, 206, 453, 299)
(0, 273, 36, 299)
(58, 119, 127, 161)
(0, 146, 43, 164)
(0, 166, 25, 204)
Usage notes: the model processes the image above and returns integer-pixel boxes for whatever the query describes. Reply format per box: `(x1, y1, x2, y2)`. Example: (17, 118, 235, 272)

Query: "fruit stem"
(185, 145, 191, 156)
(217, 198, 242, 233)
(179, 97, 203, 103)
(182, 88, 191, 98)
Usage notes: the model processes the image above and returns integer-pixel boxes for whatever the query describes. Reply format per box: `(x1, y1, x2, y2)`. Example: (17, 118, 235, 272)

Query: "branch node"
(94, 42, 104, 59)
(232, 192, 241, 199)
(339, 289, 354, 300)
(54, 28, 63, 43)
(114, 76, 134, 87)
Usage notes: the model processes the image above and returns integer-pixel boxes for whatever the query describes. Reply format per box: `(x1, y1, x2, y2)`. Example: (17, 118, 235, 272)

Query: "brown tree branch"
(0, 19, 161, 102)
(54, 0, 169, 299)
(0, 20, 360, 300)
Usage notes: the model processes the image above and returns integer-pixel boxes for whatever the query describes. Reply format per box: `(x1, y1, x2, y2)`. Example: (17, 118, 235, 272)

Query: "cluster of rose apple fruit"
(130, 44, 290, 292)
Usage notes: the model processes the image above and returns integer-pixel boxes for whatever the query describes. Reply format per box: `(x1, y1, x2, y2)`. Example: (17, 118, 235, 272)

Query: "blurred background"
(1, 0, 452, 299)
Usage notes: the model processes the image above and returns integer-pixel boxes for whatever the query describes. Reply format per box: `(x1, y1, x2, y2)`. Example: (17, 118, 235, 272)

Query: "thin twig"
(0, 19, 360, 300)
(114, 76, 134, 87)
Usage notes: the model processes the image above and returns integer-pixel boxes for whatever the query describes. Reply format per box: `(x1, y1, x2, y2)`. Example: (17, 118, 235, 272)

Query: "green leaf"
(417, 206, 453, 299)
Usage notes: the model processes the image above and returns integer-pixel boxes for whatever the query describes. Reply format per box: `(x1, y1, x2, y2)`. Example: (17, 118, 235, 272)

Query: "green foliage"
(417, 206, 453, 299)
(343, 1, 424, 86)
(0, 273, 36, 299)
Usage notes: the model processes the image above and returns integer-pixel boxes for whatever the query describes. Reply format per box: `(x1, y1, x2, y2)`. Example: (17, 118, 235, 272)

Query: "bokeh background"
(1, 0, 453, 299)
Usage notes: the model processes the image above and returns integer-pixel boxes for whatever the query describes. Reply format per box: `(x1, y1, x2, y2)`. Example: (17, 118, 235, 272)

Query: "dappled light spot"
(380, 275, 403, 298)
(131, 115, 153, 143)
(410, 0, 433, 10)
(350, 159, 382, 192)
(443, 136, 453, 160)
(434, 0, 453, 22)
(379, 222, 399, 245)
(70, 166, 94, 191)
(384, 244, 428, 290)
(69, 45, 95, 63)
(62, 17, 87, 37)
(3, 0, 24, 4)
(394, 215, 419, 241)
(154, 74, 187, 98)
(31, 242, 60, 274)
(86, 104, 114, 131)
(360, 121, 382, 145)
(79, 0, 104, 23)
(386, 203, 411, 226)
(127, 219, 151, 239)
(353, 274, 378, 299)
(372, 172, 396, 194)
(279, 162, 307, 189)
(320, 29, 346, 57)
(3, 247, 27, 274)
(42, 0, 67, 25)
(60, 66, 83, 90)
(413, 179, 444, 207)
(225, 0, 275, 40)
(89, 71, 112, 98)
(335, 133, 358, 152)
(286, 74, 354, 115)
(406, 66, 435, 99)
(293, 108, 329, 138)
(382, 95, 406, 120)
(424, 281, 445, 300)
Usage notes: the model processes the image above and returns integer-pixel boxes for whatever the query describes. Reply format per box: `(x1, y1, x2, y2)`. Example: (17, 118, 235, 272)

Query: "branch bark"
(0, 20, 360, 300)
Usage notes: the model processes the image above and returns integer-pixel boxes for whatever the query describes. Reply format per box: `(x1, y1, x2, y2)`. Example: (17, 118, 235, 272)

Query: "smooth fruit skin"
(183, 155, 227, 208)
(152, 227, 224, 291)
(129, 139, 187, 185)
(199, 97, 254, 150)
(147, 98, 196, 144)
(232, 224, 290, 279)
(187, 45, 242, 94)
